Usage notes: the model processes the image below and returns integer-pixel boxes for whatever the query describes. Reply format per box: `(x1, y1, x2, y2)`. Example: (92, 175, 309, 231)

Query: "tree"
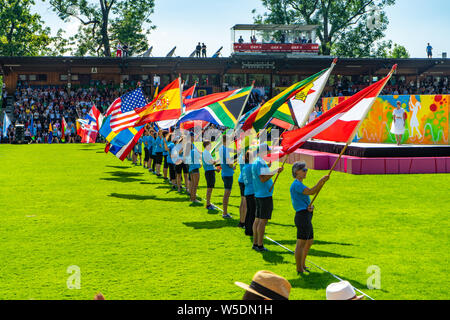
(253, 0, 396, 56)
(0, 0, 53, 56)
(48, 0, 155, 57)
(371, 40, 409, 58)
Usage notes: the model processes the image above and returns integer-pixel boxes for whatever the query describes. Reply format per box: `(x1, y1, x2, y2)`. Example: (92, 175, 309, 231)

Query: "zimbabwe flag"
(242, 69, 327, 132)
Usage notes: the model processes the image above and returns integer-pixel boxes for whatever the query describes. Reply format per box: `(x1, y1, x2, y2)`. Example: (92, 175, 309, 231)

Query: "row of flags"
(5, 58, 390, 162)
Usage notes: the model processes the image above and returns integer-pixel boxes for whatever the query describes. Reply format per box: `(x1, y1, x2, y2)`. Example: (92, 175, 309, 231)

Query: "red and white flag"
(280, 65, 397, 155)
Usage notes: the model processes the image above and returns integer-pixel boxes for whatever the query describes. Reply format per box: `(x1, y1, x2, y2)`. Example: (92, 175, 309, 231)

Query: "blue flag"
(2, 113, 11, 137)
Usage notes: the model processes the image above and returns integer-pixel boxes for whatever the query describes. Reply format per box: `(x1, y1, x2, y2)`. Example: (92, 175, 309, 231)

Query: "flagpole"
(309, 64, 398, 207)
(211, 81, 255, 158)
(231, 80, 255, 139)
(297, 58, 338, 128)
(179, 75, 183, 115)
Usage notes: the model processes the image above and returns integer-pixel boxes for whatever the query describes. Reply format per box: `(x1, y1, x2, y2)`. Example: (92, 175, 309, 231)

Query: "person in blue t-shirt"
(219, 134, 236, 219)
(147, 128, 155, 170)
(251, 143, 283, 252)
(202, 140, 220, 210)
(237, 150, 247, 229)
(187, 132, 202, 203)
(162, 131, 171, 180)
(150, 129, 157, 173)
(143, 127, 153, 169)
(154, 130, 164, 176)
(133, 137, 143, 166)
(290, 161, 329, 274)
(242, 150, 256, 236)
(163, 133, 177, 187)
(172, 137, 187, 193)
(426, 43, 433, 58)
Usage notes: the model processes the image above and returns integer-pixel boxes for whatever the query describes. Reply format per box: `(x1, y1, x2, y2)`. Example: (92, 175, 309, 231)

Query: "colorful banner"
(322, 95, 449, 145)
(233, 43, 319, 53)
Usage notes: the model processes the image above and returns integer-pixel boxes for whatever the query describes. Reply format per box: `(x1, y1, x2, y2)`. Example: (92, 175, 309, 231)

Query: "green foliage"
(0, 0, 53, 56)
(370, 40, 410, 58)
(253, 0, 396, 56)
(48, 0, 156, 57)
(0, 143, 449, 299)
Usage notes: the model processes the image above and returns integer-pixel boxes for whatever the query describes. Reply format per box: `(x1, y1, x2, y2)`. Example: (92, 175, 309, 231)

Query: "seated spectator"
(238, 36, 244, 44)
(235, 270, 291, 300)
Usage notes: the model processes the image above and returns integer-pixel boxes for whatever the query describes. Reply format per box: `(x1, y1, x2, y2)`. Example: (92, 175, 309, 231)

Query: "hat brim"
(234, 282, 270, 300)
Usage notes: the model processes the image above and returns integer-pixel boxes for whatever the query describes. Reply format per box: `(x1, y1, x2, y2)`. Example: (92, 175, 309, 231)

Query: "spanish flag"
(136, 78, 182, 125)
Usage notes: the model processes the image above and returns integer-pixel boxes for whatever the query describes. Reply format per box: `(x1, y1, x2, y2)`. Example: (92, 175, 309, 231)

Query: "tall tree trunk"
(321, 1, 331, 55)
(99, 0, 111, 56)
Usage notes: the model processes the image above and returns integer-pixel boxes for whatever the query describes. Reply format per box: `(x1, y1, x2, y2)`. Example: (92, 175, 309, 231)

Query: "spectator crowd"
(1, 86, 120, 144)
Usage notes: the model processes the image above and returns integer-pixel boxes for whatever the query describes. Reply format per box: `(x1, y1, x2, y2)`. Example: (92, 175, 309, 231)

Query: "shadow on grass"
(109, 193, 188, 203)
(273, 239, 355, 247)
(260, 250, 290, 265)
(106, 165, 132, 170)
(101, 171, 146, 183)
(183, 219, 238, 230)
(308, 249, 355, 259)
(287, 272, 384, 295)
(269, 222, 296, 228)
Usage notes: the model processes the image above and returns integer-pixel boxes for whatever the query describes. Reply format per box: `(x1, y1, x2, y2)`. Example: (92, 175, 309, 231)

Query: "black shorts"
(169, 163, 176, 180)
(155, 152, 163, 164)
(144, 148, 150, 162)
(255, 196, 273, 220)
(190, 168, 200, 174)
(205, 170, 216, 189)
(222, 175, 233, 190)
(175, 163, 189, 175)
(150, 153, 155, 160)
(239, 182, 245, 197)
(245, 194, 256, 236)
(163, 155, 169, 169)
(295, 210, 313, 240)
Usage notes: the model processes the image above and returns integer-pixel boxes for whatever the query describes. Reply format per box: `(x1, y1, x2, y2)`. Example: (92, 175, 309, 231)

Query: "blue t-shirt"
(188, 145, 201, 172)
(251, 157, 273, 198)
(162, 138, 169, 156)
(202, 149, 216, 172)
(151, 136, 157, 155)
(134, 138, 142, 153)
(290, 179, 311, 212)
(242, 163, 255, 196)
(154, 137, 164, 153)
(171, 143, 183, 164)
(238, 152, 245, 183)
(166, 142, 175, 164)
(220, 145, 234, 177)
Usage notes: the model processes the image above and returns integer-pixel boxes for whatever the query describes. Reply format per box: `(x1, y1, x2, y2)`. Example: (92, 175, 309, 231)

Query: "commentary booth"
(231, 24, 320, 55)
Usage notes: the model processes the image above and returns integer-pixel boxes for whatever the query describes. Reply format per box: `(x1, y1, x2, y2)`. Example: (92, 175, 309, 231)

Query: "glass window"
(223, 74, 245, 87)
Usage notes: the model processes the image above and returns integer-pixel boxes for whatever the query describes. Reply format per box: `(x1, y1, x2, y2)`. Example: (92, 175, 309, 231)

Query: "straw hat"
(235, 270, 291, 300)
(326, 281, 364, 300)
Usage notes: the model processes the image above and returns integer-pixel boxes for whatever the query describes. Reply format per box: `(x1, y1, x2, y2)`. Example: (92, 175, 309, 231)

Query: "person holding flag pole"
(282, 65, 398, 274)
(219, 81, 255, 220)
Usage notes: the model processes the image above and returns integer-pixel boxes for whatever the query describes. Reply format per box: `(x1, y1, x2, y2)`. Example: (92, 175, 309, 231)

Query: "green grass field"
(0, 143, 449, 300)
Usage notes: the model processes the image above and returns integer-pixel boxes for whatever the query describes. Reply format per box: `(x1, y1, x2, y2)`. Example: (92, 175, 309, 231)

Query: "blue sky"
(33, 0, 450, 58)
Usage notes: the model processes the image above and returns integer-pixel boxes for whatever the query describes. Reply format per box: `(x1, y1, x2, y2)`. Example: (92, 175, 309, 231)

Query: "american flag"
(109, 88, 147, 133)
